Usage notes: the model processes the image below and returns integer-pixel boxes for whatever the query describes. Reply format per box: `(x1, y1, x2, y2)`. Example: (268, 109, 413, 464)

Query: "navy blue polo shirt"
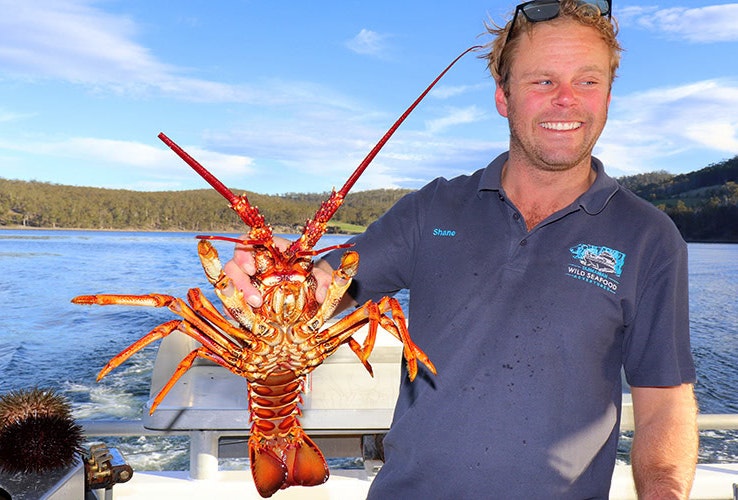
(324, 152, 695, 498)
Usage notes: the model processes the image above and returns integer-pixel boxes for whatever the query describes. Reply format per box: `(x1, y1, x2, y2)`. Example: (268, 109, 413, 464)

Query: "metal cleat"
(85, 444, 133, 492)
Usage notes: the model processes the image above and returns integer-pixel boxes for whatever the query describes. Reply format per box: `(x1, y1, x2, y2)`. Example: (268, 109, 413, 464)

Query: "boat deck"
(105, 464, 738, 499)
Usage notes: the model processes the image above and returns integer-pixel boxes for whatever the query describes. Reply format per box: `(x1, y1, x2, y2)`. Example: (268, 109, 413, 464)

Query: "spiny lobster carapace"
(72, 46, 479, 497)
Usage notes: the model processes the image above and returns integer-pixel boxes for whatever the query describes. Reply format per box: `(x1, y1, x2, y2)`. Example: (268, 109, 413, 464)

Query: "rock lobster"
(72, 46, 479, 497)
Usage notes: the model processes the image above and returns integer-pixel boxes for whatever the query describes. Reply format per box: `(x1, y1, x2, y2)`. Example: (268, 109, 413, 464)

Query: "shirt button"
(513, 213, 520, 221)
(520, 239, 528, 246)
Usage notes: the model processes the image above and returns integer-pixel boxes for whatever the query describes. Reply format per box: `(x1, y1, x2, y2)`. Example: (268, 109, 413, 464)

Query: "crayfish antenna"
(158, 133, 273, 241)
(289, 45, 483, 255)
(288, 188, 346, 255)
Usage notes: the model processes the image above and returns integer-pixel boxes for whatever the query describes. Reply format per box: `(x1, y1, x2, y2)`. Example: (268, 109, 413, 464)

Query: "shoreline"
(0, 225, 361, 236)
(0, 225, 731, 242)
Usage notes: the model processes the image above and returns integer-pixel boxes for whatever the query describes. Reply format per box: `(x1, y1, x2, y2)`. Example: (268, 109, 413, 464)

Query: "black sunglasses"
(506, 0, 612, 42)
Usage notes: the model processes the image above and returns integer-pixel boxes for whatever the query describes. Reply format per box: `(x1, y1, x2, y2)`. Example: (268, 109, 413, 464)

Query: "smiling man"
(493, 5, 615, 231)
(228, 0, 698, 497)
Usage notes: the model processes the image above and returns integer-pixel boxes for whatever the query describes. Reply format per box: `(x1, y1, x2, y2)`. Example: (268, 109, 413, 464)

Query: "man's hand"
(223, 238, 265, 308)
(223, 235, 338, 308)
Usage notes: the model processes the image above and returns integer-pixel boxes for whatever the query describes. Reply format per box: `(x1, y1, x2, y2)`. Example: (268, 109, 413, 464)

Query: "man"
(228, 0, 698, 497)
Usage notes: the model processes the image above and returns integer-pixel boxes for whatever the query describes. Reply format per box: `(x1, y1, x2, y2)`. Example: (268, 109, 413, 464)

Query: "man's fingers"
(223, 259, 262, 308)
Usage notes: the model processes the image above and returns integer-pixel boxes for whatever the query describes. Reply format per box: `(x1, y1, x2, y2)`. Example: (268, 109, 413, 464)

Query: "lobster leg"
(374, 296, 436, 380)
(75, 292, 245, 356)
(186, 287, 267, 350)
(303, 296, 436, 381)
(290, 250, 358, 339)
(196, 239, 281, 344)
(72, 293, 176, 308)
(72, 294, 185, 379)
(311, 250, 359, 324)
(73, 291, 267, 381)
(148, 344, 242, 414)
(344, 336, 376, 377)
(97, 320, 181, 380)
(149, 342, 256, 415)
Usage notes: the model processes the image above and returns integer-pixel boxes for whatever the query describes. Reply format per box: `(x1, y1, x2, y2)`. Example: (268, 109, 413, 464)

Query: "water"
(0, 230, 736, 468)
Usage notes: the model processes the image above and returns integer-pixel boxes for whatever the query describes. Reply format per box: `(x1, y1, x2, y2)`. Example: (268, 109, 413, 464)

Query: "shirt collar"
(478, 151, 620, 214)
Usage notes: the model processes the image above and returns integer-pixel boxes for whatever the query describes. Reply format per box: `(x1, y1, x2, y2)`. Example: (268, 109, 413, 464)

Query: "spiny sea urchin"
(0, 388, 84, 474)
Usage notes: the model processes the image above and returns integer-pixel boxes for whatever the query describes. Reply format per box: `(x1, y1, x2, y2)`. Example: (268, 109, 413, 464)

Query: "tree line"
(2, 155, 737, 241)
(0, 180, 411, 234)
(619, 156, 738, 242)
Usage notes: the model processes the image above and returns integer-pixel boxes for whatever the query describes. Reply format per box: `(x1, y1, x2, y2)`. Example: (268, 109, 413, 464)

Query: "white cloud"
(0, 108, 35, 123)
(0, 136, 254, 179)
(424, 106, 488, 134)
(0, 0, 357, 109)
(0, 1, 165, 83)
(345, 29, 392, 57)
(620, 4, 738, 42)
(183, 147, 255, 177)
(431, 82, 492, 99)
(49, 138, 171, 166)
(598, 79, 738, 174)
(209, 99, 502, 193)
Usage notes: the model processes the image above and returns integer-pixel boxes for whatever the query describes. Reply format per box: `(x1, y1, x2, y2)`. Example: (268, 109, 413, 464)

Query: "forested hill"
(0, 180, 411, 234)
(618, 155, 738, 242)
(1, 155, 737, 241)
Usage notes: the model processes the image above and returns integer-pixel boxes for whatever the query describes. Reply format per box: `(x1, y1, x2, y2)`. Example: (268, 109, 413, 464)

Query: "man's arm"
(630, 384, 698, 499)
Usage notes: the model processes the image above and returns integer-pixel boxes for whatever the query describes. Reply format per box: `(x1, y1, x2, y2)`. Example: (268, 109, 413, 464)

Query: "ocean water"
(0, 230, 736, 469)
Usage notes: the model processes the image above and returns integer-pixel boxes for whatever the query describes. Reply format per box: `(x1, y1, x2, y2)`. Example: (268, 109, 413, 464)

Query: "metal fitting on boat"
(85, 443, 133, 490)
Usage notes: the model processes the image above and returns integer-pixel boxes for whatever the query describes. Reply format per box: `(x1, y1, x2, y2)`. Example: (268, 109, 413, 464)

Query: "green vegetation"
(618, 156, 738, 242)
(1, 155, 736, 241)
(0, 181, 410, 234)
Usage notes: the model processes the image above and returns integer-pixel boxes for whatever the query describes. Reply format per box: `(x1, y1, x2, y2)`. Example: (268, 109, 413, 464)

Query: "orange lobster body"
(72, 46, 478, 497)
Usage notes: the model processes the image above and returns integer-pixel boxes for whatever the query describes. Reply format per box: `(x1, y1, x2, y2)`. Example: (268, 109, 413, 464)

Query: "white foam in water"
(69, 383, 143, 420)
(116, 436, 190, 471)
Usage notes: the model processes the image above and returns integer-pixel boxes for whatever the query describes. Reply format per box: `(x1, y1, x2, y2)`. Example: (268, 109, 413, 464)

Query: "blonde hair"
(482, 0, 622, 93)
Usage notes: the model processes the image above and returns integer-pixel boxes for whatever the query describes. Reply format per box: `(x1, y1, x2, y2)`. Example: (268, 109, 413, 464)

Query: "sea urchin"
(0, 388, 84, 474)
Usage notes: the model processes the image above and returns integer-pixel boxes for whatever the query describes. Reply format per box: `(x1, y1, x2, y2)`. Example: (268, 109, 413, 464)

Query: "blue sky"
(1, 1, 737, 195)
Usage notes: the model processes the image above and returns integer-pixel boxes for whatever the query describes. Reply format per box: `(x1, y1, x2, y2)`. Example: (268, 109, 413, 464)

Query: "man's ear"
(495, 83, 509, 118)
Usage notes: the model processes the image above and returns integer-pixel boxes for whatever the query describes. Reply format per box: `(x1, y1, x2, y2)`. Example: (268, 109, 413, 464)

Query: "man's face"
(495, 20, 612, 172)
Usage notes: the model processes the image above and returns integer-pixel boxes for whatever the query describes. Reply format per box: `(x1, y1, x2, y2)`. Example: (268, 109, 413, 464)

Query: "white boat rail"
(77, 413, 738, 479)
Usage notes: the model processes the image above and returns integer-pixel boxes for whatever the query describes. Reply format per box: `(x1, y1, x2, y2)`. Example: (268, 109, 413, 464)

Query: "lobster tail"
(249, 430, 329, 498)
(248, 375, 329, 497)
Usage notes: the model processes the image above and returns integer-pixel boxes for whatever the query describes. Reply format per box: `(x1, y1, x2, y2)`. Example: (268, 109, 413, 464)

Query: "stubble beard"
(506, 107, 606, 173)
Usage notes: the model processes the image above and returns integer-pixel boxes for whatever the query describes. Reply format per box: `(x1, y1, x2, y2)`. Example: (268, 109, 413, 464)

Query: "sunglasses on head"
(506, 0, 612, 42)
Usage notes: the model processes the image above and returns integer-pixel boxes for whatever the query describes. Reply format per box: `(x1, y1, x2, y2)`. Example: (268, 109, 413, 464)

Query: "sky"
(1, 0, 737, 195)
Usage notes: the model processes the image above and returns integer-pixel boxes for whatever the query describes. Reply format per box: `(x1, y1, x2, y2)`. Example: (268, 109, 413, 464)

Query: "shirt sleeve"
(322, 183, 433, 304)
(622, 236, 696, 387)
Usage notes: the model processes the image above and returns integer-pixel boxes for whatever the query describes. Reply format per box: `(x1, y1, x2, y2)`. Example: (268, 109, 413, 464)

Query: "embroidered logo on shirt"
(432, 228, 456, 237)
(566, 243, 626, 294)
